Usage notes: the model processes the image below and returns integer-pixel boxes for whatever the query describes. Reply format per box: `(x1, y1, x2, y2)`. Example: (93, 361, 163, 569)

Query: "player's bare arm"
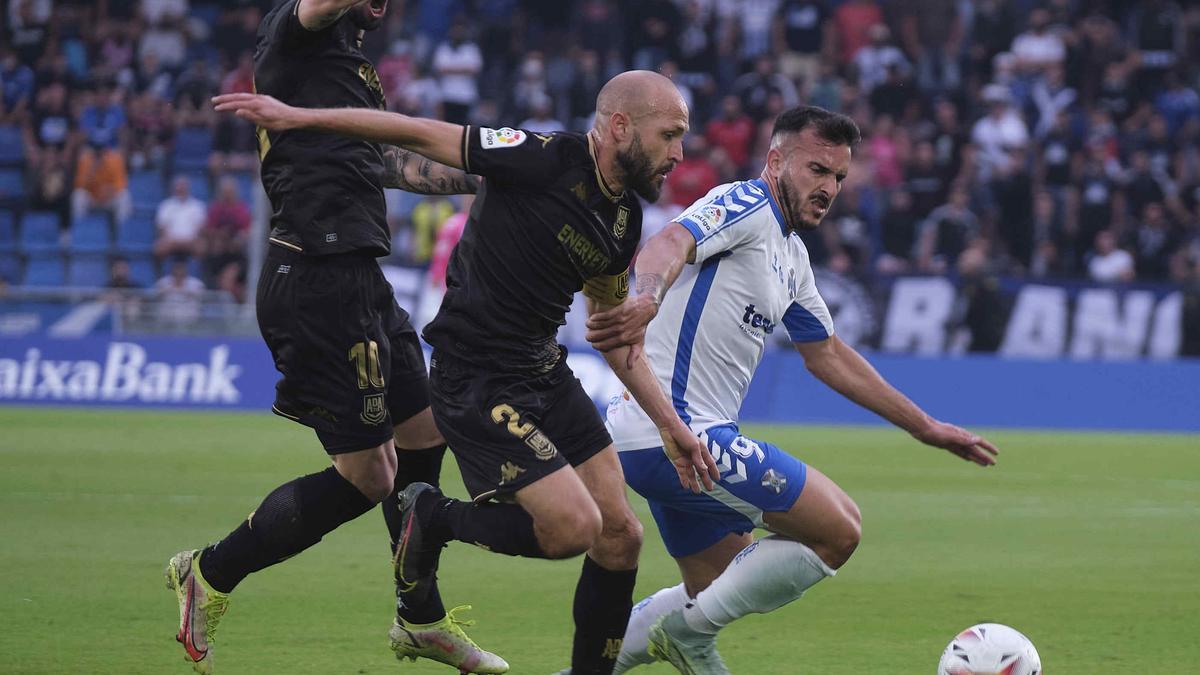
(587, 223, 698, 364)
(212, 93, 466, 169)
(588, 295, 720, 493)
(795, 335, 999, 466)
(380, 145, 479, 195)
(296, 0, 366, 30)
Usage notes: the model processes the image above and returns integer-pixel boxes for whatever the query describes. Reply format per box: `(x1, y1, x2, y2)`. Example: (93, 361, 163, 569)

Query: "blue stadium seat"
(130, 170, 165, 209)
(126, 254, 156, 287)
(0, 168, 25, 203)
(71, 213, 113, 253)
(23, 253, 66, 286)
(67, 254, 110, 287)
(0, 252, 21, 283)
(116, 216, 156, 254)
(19, 211, 63, 254)
(233, 172, 256, 201)
(175, 127, 214, 171)
(181, 171, 211, 201)
(0, 126, 24, 165)
(0, 209, 15, 253)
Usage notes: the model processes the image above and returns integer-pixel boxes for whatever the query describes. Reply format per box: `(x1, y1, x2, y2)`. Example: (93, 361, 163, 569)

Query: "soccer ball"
(937, 623, 1042, 675)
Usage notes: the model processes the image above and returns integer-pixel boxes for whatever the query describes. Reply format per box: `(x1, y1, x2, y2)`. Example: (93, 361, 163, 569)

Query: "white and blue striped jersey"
(607, 178, 835, 451)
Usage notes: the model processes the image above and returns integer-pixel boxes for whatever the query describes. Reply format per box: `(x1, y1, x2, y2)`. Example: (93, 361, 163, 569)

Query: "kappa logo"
(480, 127, 527, 149)
(499, 461, 526, 485)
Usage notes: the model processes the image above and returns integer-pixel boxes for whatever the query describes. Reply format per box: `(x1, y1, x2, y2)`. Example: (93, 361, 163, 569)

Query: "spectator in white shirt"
(155, 256, 206, 329)
(154, 175, 207, 261)
(1011, 9, 1065, 75)
(518, 92, 565, 133)
(853, 23, 910, 94)
(431, 20, 481, 125)
(1088, 229, 1135, 283)
(971, 84, 1029, 181)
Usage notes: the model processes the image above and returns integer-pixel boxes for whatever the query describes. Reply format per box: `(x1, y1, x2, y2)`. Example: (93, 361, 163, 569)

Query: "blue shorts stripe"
(670, 255, 726, 423)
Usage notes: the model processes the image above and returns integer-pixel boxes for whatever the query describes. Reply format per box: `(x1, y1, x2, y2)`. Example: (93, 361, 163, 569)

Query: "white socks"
(685, 535, 835, 633)
(614, 583, 689, 672)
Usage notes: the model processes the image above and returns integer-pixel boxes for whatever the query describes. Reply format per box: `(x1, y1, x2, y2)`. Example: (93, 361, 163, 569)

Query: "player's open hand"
(659, 423, 721, 493)
(913, 420, 999, 466)
(587, 294, 658, 369)
(212, 93, 308, 131)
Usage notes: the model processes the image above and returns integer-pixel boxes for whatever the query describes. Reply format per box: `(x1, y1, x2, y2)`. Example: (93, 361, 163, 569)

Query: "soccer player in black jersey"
(165, 2, 505, 674)
(215, 70, 722, 673)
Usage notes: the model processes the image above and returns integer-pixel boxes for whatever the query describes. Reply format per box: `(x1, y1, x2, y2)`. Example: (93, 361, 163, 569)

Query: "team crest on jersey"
(686, 204, 726, 234)
(360, 393, 386, 425)
(761, 468, 787, 495)
(480, 127, 526, 149)
(614, 206, 629, 238)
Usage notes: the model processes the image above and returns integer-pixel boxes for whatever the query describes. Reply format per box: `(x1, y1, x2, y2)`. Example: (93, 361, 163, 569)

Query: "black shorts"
(257, 245, 430, 454)
(428, 350, 612, 502)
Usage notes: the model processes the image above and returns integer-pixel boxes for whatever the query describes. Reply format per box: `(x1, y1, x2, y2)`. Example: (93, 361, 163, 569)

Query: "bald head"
(591, 70, 689, 203)
(595, 70, 686, 126)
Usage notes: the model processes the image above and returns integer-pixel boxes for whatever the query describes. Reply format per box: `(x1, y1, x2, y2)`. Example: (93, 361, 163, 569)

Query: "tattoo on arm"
(381, 145, 479, 195)
(636, 273, 666, 306)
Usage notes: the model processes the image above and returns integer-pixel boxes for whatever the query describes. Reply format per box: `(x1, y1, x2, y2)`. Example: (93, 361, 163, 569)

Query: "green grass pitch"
(1, 407, 1197, 673)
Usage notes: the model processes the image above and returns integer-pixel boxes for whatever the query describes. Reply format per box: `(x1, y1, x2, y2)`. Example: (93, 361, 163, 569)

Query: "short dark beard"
(615, 131, 662, 202)
(778, 177, 819, 232)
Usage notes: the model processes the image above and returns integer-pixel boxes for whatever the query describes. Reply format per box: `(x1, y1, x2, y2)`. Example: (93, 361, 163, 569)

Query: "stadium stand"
(0, 0, 1196, 343)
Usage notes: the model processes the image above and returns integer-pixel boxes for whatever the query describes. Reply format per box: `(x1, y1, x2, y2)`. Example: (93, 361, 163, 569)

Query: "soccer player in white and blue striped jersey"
(587, 107, 1000, 673)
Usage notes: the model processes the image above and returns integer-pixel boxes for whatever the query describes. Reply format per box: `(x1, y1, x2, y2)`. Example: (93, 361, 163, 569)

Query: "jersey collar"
(750, 177, 790, 236)
(587, 132, 625, 203)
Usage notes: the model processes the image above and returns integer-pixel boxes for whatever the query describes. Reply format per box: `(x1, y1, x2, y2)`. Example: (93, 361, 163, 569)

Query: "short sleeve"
(673, 181, 770, 265)
(783, 264, 834, 343)
(262, 0, 332, 52)
(460, 125, 569, 187)
(583, 268, 630, 306)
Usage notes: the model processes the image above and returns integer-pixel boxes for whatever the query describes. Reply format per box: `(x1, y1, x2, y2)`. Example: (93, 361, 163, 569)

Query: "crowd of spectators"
(2, 0, 1200, 303)
(0, 0, 257, 309)
(379, 0, 1200, 287)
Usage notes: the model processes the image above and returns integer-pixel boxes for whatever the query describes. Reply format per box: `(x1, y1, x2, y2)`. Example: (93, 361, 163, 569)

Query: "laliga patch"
(480, 127, 527, 149)
(683, 204, 726, 234)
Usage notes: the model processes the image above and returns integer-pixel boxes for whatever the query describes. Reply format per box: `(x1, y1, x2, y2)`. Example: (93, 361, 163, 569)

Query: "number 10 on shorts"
(349, 341, 385, 389)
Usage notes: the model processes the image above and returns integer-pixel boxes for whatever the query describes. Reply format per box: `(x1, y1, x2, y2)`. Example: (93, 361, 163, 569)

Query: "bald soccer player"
(215, 70, 721, 674)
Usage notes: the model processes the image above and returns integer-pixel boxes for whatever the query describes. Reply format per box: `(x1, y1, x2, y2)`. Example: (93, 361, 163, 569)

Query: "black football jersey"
(423, 128, 641, 373)
(253, 0, 390, 256)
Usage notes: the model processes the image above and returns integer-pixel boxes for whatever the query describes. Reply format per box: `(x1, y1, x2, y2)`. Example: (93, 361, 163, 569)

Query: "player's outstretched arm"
(212, 93, 466, 169)
(589, 297, 720, 493)
(795, 335, 999, 466)
(381, 145, 479, 195)
(587, 223, 697, 367)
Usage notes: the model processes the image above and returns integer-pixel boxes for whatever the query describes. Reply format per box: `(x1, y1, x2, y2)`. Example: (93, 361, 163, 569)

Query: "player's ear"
(610, 111, 631, 144)
(766, 146, 784, 176)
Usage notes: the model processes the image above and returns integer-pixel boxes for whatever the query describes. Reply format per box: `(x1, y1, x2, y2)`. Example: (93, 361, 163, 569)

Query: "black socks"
(199, 466, 375, 594)
(429, 496, 548, 558)
(571, 555, 638, 675)
(386, 445, 448, 624)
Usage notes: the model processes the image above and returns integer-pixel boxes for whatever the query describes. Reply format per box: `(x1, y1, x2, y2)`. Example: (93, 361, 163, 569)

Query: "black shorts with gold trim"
(428, 349, 612, 501)
(257, 244, 430, 454)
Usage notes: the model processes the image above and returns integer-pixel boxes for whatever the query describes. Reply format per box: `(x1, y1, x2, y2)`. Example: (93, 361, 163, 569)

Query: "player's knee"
(350, 471, 394, 504)
(826, 501, 862, 570)
(339, 443, 398, 503)
(537, 507, 602, 559)
(595, 510, 643, 568)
